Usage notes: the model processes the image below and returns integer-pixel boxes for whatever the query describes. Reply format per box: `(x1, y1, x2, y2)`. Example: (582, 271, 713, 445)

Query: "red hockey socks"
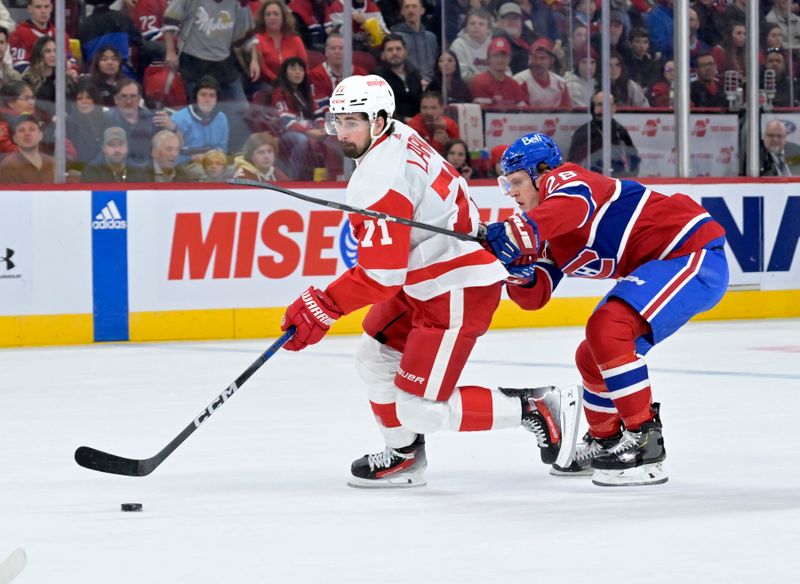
(579, 299, 655, 434)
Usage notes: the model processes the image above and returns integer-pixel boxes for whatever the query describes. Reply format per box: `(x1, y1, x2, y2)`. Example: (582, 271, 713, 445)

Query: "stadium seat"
(306, 50, 325, 69)
(69, 38, 82, 68)
(352, 50, 378, 73)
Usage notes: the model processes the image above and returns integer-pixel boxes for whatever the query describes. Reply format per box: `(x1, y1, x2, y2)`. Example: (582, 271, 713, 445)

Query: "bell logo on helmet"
(500, 132, 563, 182)
(521, 134, 543, 146)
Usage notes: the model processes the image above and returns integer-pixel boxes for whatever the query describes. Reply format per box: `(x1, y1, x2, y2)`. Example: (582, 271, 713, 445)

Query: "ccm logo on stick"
(194, 382, 238, 427)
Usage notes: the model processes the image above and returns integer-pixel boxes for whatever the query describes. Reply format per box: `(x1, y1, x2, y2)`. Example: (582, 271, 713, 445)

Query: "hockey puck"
(121, 503, 143, 512)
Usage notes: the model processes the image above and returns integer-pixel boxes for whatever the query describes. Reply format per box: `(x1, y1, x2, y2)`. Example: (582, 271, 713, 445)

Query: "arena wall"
(1, 178, 798, 346)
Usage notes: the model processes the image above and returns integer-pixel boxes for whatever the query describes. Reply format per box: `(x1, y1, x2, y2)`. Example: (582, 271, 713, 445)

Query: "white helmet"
(325, 75, 395, 137)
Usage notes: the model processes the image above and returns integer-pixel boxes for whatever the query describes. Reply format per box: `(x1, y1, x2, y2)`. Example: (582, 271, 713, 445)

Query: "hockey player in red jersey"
(483, 133, 729, 486)
(280, 76, 581, 488)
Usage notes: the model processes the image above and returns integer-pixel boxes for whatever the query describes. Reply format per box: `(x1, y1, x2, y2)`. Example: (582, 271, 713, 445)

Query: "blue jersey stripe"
(590, 180, 649, 260)
(536, 260, 563, 290)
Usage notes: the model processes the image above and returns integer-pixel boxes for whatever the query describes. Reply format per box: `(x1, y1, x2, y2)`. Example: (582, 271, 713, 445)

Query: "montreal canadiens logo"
(339, 220, 358, 268)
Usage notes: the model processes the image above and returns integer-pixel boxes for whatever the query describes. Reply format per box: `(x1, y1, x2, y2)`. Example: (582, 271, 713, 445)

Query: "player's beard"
(341, 139, 370, 159)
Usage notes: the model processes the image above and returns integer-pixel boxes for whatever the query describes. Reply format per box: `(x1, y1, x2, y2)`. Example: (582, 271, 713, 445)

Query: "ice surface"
(1, 320, 799, 583)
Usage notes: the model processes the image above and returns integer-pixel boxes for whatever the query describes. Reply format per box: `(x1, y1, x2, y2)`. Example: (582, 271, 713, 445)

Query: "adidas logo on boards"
(92, 200, 127, 230)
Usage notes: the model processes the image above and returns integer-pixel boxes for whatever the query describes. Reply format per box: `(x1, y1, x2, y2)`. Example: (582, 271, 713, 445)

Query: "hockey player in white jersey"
(279, 75, 581, 487)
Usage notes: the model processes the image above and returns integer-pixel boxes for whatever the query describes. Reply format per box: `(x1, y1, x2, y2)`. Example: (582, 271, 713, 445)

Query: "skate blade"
(554, 385, 582, 469)
(592, 463, 668, 487)
(347, 470, 427, 489)
(549, 466, 593, 477)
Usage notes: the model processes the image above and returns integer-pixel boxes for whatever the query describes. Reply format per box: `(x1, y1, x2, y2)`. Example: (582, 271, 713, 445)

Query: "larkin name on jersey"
(325, 121, 507, 315)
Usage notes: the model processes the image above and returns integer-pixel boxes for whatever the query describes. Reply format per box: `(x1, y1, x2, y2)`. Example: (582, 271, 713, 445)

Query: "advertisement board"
(483, 112, 740, 177)
(0, 190, 92, 316)
(126, 182, 800, 314)
(0, 179, 798, 346)
(623, 114, 740, 177)
(127, 187, 532, 311)
(0, 191, 32, 307)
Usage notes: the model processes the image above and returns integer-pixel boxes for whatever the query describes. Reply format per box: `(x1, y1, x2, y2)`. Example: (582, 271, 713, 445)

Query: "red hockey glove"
(281, 287, 343, 351)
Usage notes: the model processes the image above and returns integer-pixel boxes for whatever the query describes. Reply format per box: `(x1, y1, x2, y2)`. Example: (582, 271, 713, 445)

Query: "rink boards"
(0, 179, 798, 346)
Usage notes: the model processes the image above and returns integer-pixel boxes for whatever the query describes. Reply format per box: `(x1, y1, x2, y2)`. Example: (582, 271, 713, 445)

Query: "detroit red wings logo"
(643, 118, 660, 137)
(717, 147, 733, 164)
(542, 118, 559, 136)
(692, 118, 710, 137)
(489, 117, 507, 137)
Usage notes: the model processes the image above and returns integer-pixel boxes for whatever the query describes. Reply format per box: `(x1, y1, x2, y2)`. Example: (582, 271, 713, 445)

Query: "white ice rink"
(1, 319, 799, 584)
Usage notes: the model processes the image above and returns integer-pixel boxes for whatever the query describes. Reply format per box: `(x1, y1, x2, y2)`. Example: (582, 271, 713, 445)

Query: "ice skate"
(500, 385, 581, 467)
(591, 404, 668, 487)
(549, 431, 622, 477)
(348, 434, 427, 488)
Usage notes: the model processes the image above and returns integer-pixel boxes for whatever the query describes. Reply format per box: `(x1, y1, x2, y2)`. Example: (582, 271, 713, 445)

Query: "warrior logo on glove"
(281, 286, 343, 351)
(300, 289, 338, 326)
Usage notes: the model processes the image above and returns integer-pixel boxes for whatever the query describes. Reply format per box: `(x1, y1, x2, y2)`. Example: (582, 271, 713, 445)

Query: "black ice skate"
(591, 403, 668, 487)
(500, 385, 581, 468)
(549, 431, 622, 477)
(348, 434, 427, 488)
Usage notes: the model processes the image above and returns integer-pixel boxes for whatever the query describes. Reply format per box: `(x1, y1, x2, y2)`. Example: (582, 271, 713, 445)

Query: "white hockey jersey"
(325, 121, 506, 314)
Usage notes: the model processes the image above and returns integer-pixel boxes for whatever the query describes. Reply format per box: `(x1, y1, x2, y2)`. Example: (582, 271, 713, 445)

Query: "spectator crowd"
(0, 0, 798, 183)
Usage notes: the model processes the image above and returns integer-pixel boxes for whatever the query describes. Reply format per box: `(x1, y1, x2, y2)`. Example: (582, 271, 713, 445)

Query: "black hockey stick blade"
(226, 177, 483, 242)
(74, 446, 150, 476)
(74, 327, 296, 477)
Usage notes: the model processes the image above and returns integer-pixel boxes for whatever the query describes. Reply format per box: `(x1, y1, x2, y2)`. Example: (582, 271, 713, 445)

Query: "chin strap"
(354, 118, 393, 164)
(370, 116, 392, 141)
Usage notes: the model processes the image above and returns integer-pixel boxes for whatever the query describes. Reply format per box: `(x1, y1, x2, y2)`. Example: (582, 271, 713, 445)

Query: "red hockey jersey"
(507, 163, 725, 310)
(524, 163, 724, 279)
(129, 0, 168, 41)
(9, 21, 73, 72)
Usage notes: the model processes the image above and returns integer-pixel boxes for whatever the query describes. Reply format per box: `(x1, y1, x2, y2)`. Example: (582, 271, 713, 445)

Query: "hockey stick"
(0, 548, 26, 584)
(74, 327, 296, 477)
(226, 177, 484, 243)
